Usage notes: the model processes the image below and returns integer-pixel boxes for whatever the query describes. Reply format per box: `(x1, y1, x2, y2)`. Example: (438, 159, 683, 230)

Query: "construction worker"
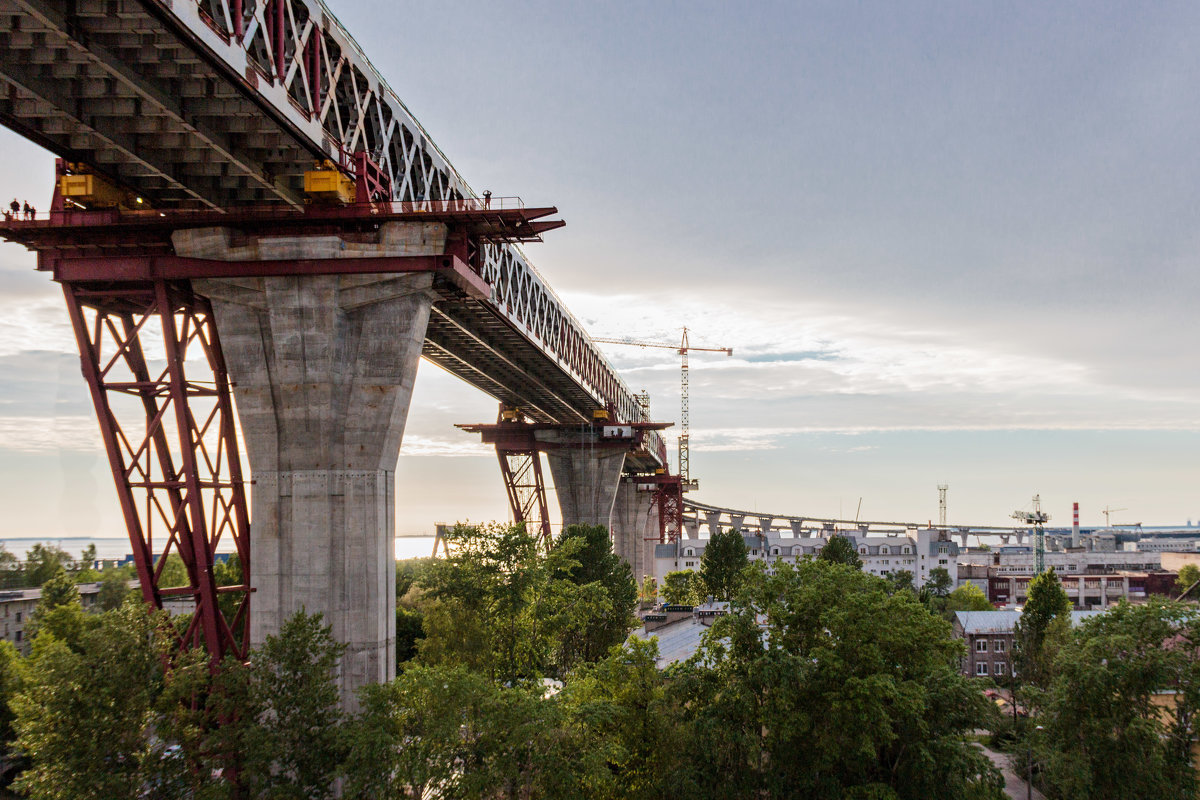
(21, 201, 32, 220)
(8, 199, 18, 218)
(482, 189, 492, 209)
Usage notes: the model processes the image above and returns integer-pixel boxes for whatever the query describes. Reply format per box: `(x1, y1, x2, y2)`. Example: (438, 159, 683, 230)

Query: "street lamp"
(1027, 724, 1044, 800)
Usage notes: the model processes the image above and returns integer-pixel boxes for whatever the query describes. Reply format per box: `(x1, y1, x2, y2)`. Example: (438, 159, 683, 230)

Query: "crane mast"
(591, 327, 732, 482)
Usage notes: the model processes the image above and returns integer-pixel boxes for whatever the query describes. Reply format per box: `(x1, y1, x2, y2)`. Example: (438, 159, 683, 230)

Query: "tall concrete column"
(546, 447, 627, 530)
(181, 223, 444, 710)
(610, 478, 654, 581)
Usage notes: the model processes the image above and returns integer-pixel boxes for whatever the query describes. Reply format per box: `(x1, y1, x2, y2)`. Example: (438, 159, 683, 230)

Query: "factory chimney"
(1071, 501, 1080, 548)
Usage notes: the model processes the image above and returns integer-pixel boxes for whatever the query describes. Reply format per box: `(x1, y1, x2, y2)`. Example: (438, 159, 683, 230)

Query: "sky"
(0, 0, 1197, 540)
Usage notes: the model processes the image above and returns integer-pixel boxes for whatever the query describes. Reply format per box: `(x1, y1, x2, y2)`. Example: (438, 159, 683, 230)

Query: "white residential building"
(654, 529, 958, 589)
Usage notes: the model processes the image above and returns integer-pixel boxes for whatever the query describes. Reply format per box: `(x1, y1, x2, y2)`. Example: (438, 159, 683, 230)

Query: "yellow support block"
(59, 172, 127, 208)
(304, 161, 355, 204)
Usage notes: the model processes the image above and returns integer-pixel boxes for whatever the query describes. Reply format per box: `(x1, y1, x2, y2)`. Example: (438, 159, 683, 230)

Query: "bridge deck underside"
(0, 0, 314, 208)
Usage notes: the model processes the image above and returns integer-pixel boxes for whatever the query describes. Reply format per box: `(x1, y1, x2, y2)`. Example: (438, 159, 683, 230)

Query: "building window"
(975, 639, 988, 653)
(772, 548, 779, 556)
(14, 631, 20, 642)
(938, 559, 948, 565)
(994, 662, 1007, 676)
(14, 612, 20, 623)
(994, 640, 1006, 653)
(881, 546, 889, 554)
(685, 549, 694, 557)
(860, 547, 867, 555)
(684, 561, 695, 567)
(975, 662, 989, 676)
(903, 546, 912, 554)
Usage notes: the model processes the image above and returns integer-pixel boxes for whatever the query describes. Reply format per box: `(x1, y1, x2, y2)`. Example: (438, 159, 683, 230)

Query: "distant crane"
(1101, 506, 1127, 528)
(592, 327, 732, 483)
(1012, 494, 1051, 575)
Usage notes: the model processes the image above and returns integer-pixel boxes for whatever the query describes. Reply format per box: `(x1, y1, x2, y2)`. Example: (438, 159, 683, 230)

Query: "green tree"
(418, 522, 599, 682)
(817, 534, 862, 568)
(1034, 600, 1199, 800)
(1175, 563, 1200, 595)
(240, 611, 347, 800)
(0, 545, 20, 589)
(23, 544, 73, 587)
(0, 640, 21, 751)
(886, 569, 915, 594)
(156, 553, 189, 589)
(395, 606, 424, 667)
(345, 665, 492, 799)
(12, 603, 166, 800)
(96, 569, 132, 611)
(699, 528, 749, 601)
(562, 638, 691, 799)
(661, 570, 699, 606)
(923, 566, 953, 597)
(671, 560, 1004, 799)
(1013, 567, 1072, 690)
(553, 524, 638, 665)
(945, 582, 993, 615)
(26, 567, 85, 644)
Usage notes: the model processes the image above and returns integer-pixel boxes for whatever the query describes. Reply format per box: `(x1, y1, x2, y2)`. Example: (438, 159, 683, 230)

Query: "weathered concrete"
(611, 478, 655, 581)
(546, 446, 627, 530)
(181, 223, 443, 710)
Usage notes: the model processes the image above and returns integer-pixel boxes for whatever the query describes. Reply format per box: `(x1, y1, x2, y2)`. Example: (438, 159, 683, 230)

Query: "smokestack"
(1071, 502, 1080, 548)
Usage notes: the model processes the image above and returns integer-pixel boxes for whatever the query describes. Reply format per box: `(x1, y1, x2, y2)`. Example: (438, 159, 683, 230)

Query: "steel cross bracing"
(0, 0, 656, 437)
(64, 280, 251, 663)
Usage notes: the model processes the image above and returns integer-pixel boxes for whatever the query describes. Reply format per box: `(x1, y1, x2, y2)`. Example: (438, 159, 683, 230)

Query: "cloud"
(399, 434, 492, 458)
(0, 415, 101, 453)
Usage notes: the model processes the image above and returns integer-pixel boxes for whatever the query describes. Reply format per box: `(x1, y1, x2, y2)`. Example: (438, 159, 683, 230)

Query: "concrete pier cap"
(179, 222, 444, 710)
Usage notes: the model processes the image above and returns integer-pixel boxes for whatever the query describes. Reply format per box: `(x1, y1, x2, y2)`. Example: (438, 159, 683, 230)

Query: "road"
(978, 744, 1046, 800)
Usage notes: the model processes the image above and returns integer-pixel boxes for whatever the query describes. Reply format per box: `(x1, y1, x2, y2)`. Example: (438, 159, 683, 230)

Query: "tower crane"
(591, 327, 732, 483)
(1012, 494, 1051, 576)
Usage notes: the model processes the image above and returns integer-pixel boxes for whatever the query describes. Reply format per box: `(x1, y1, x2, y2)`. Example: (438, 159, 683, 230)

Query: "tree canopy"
(699, 528, 749, 601)
(817, 534, 862, 568)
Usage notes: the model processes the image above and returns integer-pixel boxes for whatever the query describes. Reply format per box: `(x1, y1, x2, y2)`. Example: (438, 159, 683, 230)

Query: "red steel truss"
(496, 449, 553, 549)
(64, 280, 251, 664)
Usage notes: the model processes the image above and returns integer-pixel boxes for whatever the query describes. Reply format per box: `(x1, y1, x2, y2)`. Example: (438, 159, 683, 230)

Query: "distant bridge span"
(683, 499, 1032, 545)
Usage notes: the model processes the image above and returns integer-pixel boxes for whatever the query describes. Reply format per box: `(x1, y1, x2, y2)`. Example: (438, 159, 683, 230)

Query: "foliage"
(241, 611, 347, 800)
(699, 528, 749, 601)
(0, 640, 20, 749)
(396, 606, 424, 666)
(562, 638, 691, 799)
(661, 570, 700, 606)
(817, 534, 862, 568)
(96, 568, 132, 612)
(670, 560, 1004, 800)
(924, 566, 953, 597)
(885, 569, 915, 594)
(11, 603, 166, 800)
(25, 567, 83, 644)
(1013, 567, 1072, 690)
(22, 544, 73, 588)
(945, 583, 994, 615)
(639, 575, 657, 605)
(553, 524, 638, 666)
(1175, 563, 1200, 595)
(1034, 600, 1200, 800)
(156, 553, 190, 590)
(417, 522, 612, 682)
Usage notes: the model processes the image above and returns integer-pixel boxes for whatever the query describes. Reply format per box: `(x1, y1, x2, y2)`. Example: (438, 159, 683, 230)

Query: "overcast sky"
(0, 0, 1197, 539)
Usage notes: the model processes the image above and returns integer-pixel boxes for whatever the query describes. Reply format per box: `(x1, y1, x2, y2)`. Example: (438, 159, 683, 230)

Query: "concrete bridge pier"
(609, 477, 655, 581)
(181, 223, 444, 711)
(546, 446, 627, 530)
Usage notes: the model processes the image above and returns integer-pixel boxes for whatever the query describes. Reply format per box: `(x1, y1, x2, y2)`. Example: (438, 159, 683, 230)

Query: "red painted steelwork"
(497, 450, 553, 549)
(64, 280, 251, 664)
